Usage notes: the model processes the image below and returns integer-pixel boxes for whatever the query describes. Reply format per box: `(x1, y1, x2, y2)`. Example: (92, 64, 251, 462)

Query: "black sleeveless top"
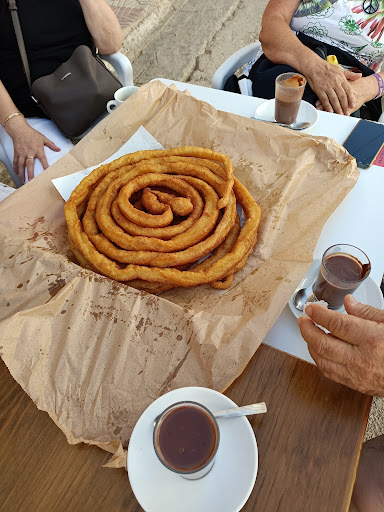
(0, 0, 93, 117)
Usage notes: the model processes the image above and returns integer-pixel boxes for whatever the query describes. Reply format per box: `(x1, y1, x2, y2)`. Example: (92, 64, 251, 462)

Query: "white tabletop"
(155, 79, 384, 363)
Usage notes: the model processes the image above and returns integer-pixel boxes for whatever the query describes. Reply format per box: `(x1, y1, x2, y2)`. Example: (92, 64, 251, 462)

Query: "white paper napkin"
(52, 126, 165, 201)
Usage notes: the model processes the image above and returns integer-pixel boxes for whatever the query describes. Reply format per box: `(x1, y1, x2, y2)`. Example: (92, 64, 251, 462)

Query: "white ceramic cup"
(107, 86, 139, 113)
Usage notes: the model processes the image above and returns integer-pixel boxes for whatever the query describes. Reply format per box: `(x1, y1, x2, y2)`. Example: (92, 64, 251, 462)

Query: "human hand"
(6, 117, 60, 183)
(316, 75, 378, 114)
(307, 60, 361, 115)
(297, 294, 384, 396)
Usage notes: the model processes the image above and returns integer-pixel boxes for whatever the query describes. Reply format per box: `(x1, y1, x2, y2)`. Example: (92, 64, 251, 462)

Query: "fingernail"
(305, 305, 313, 317)
(349, 295, 357, 305)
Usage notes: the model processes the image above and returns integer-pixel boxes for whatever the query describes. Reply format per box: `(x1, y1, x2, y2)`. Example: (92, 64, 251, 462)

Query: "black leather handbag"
(8, 0, 122, 139)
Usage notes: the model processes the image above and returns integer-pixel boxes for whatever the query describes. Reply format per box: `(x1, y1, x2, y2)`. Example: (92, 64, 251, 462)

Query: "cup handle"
(107, 100, 118, 113)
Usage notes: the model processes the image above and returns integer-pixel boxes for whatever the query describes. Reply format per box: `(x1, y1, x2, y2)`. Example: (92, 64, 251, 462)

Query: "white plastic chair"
(212, 41, 384, 123)
(212, 42, 262, 90)
(0, 51, 134, 188)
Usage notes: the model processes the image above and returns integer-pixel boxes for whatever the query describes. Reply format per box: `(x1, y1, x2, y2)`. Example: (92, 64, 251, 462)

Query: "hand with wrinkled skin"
(6, 116, 60, 183)
(307, 60, 361, 115)
(259, 0, 362, 116)
(297, 294, 384, 396)
(315, 73, 382, 115)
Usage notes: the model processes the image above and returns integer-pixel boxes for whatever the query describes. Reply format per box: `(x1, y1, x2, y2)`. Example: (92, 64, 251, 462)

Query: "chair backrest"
(211, 41, 262, 90)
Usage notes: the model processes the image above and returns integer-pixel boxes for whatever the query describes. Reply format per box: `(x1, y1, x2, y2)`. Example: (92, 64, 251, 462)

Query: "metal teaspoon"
(251, 117, 311, 130)
(153, 402, 267, 426)
(293, 284, 316, 311)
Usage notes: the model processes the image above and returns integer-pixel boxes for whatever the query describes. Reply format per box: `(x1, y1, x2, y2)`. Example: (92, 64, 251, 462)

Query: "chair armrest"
(100, 52, 134, 87)
(211, 42, 262, 90)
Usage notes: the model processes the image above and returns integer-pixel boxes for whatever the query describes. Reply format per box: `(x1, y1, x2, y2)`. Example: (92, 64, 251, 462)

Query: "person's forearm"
(0, 80, 29, 136)
(259, 10, 324, 80)
(364, 72, 384, 101)
(78, 0, 123, 54)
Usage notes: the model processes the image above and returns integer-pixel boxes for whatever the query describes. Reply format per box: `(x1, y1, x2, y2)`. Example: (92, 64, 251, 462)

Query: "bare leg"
(350, 435, 384, 512)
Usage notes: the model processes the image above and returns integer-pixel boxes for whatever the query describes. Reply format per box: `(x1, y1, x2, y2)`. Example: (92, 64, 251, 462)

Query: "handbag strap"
(7, 0, 32, 89)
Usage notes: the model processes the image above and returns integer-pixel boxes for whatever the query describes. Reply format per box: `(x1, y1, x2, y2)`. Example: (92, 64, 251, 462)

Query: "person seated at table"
(0, 0, 122, 184)
(226, 0, 384, 120)
(298, 295, 384, 512)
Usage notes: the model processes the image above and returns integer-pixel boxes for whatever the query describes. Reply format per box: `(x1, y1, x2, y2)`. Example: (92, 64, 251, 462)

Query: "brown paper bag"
(0, 81, 358, 467)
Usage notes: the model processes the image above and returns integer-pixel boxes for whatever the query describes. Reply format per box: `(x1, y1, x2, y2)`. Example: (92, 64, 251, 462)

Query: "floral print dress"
(290, 0, 384, 70)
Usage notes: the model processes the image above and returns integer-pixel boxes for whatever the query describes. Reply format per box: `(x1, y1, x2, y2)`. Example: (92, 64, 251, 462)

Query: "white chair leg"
(0, 142, 22, 188)
(100, 52, 134, 87)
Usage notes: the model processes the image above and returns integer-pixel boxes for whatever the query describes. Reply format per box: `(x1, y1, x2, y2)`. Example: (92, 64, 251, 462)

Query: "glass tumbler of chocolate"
(275, 72, 307, 125)
(153, 401, 220, 480)
(313, 244, 371, 309)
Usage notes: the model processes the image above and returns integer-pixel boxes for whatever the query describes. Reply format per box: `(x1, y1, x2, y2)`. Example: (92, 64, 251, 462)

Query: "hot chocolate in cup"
(275, 72, 307, 125)
(313, 244, 371, 309)
(153, 400, 220, 480)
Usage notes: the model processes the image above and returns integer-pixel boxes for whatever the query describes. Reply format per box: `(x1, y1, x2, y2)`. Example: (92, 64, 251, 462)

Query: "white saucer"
(127, 386, 258, 512)
(254, 98, 318, 130)
(288, 259, 384, 319)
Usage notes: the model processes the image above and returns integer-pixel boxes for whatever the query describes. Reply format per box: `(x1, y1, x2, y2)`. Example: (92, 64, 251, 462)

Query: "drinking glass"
(275, 72, 307, 125)
(313, 244, 371, 309)
(153, 400, 220, 480)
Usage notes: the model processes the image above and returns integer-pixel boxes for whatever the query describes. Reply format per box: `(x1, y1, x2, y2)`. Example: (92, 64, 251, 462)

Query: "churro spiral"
(64, 147, 261, 292)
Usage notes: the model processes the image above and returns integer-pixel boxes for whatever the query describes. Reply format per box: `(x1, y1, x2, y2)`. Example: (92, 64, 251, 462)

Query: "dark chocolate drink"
(275, 99, 302, 125)
(275, 73, 306, 124)
(155, 404, 218, 472)
(314, 252, 371, 308)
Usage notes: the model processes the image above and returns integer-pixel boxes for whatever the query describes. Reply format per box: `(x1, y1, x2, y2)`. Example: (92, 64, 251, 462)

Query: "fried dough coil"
(65, 147, 261, 292)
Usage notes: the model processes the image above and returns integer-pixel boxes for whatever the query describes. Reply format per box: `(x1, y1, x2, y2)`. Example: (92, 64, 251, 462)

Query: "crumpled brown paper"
(0, 81, 358, 468)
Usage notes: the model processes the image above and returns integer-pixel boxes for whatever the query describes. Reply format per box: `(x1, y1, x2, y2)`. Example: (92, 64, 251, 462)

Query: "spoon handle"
(214, 402, 267, 418)
(251, 117, 290, 127)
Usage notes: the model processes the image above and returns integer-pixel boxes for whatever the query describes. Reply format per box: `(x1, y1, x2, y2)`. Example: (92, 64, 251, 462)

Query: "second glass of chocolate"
(275, 72, 307, 125)
(153, 401, 220, 480)
(313, 244, 371, 309)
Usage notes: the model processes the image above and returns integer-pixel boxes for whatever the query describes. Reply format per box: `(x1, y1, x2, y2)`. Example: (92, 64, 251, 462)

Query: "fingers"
(344, 70, 362, 81)
(344, 294, 384, 324)
(303, 303, 373, 346)
(316, 91, 334, 113)
(310, 64, 358, 115)
(25, 157, 35, 182)
(14, 151, 49, 182)
(297, 315, 379, 395)
(37, 150, 49, 171)
(298, 315, 355, 365)
(310, 355, 370, 394)
(44, 137, 61, 152)
(14, 155, 25, 184)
